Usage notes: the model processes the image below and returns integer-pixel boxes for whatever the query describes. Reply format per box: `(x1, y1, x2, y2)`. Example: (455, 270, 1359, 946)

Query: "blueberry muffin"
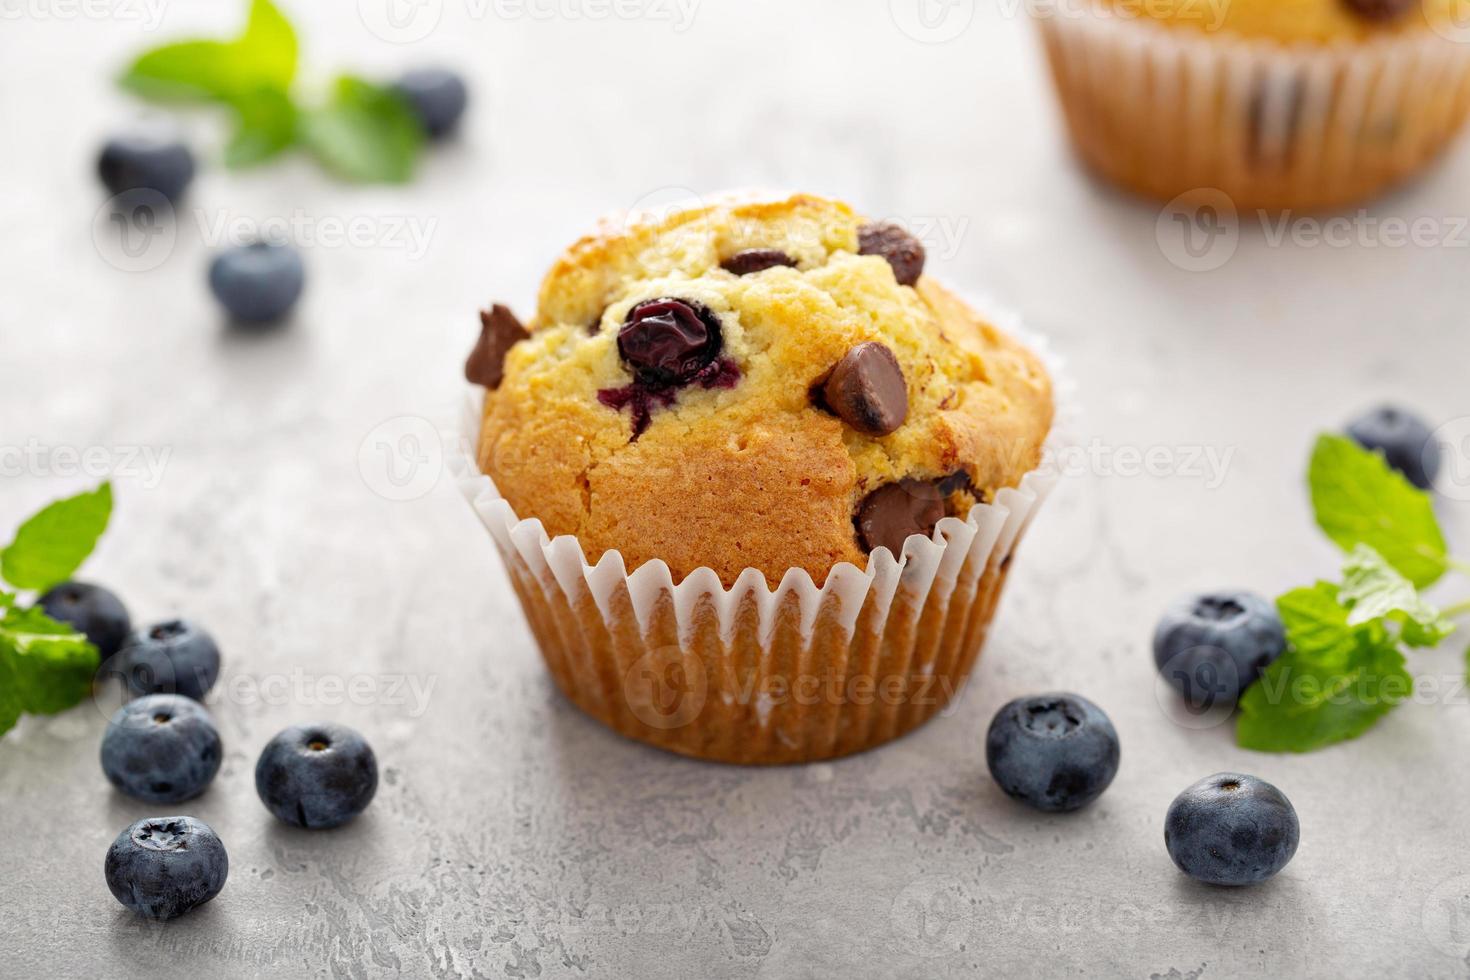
(469, 193, 1052, 587)
(460, 192, 1057, 763)
(1035, 0, 1470, 210)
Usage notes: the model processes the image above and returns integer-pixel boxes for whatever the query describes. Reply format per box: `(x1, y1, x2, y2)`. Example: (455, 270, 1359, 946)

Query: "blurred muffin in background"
(1033, 0, 1470, 210)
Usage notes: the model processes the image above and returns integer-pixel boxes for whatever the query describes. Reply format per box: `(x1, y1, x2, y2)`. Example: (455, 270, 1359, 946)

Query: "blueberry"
(105, 816, 228, 919)
(1165, 773, 1299, 886)
(255, 723, 378, 829)
(394, 68, 468, 139)
(37, 581, 131, 658)
(208, 242, 305, 323)
(1154, 591, 1285, 709)
(118, 619, 221, 701)
(98, 133, 195, 202)
(985, 693, 1120, 812)
(101, 694, 222, 804)
(1347, 405, 1442, 490)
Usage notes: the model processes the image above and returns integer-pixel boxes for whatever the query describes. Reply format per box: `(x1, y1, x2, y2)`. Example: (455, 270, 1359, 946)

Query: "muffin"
(455, 192, 1057, 764)
(1033, 0, 1470, 211)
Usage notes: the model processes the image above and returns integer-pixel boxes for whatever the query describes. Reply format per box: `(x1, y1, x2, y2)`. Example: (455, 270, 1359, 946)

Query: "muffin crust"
(476, 193, 1052, 587)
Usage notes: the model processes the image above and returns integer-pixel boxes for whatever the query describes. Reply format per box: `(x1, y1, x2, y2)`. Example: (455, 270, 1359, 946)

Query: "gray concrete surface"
(3, 1, 1470, 977)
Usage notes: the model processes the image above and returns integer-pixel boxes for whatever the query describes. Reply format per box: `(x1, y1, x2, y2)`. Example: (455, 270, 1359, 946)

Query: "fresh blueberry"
(98, 132, 196, 202)
(105, 816, 228, 919)
(1347, 405, 1442, 490)
(255, 723, 378, 829)
(394, 68, 468, 139)
(1165, 773, 1300, 886)
(37, 581, 131, 658)
(118, 619, 221, 701)
(101, 694, 222, 804)
(985, 693, 1120, 812)
(208, 242, 305, 323)
(1154, 591, 1285, 710)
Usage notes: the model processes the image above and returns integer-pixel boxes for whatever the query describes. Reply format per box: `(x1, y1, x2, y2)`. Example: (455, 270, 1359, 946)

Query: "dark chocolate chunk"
(937, 470, 975, 497)
(856, 479, 945, 556)
(617, 298, 722, 386)
(1340, 0, 1413, 20)
(858, 222, 926, 287)
(721, 249, 798, 276)
(819, 342, 908, 437)
(465, 304, 529, 388)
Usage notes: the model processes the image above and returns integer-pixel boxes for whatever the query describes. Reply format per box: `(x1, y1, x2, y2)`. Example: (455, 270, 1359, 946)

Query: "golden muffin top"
(1097, 0, 1466, 43)
(469, 193, 1053, 587)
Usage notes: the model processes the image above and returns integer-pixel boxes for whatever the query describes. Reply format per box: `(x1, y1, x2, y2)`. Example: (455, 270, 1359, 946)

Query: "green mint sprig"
(1236, 435, 1467, 753)
(0, 484, 114, 736)
(119, 0, 424, 183)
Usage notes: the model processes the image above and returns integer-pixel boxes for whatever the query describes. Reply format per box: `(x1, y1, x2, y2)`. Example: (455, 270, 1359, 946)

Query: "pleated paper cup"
(1033, 1, 1470, 211)
(451, 304, 1073, 765)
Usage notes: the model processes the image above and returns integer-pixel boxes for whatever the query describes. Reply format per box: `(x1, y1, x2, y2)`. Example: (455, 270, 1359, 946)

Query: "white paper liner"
(1033, 2, 1470, 210)
(450, 296, 1075, 652)
(449, 291, 1074, 762)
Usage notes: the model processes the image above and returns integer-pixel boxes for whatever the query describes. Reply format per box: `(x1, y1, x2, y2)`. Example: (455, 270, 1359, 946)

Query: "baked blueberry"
(1165, 773, 1299, 886)
(986, 693, 1120, 812)
(394, 68, 468, 139)
(1153, 591, 1284, 709)
(1346, 405, 1441, 490)
(101, 694, 222, 804)
(255, 723, 378, 829)
(98, 133, 195, 202)
(599, 298, 739, 438)
(105, 816, 228, 919)
(37, 581, 130, 658)
(208, 241, 305, 323)
(118, 619, 221, 701)
(721, 249, 797, 276)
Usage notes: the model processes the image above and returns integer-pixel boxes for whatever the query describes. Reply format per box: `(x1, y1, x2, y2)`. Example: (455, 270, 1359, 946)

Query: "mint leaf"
(0, 602, 98, 736)
(1236, 626, 1411, 753)
(225, 86, 298, 167)
(1309, 434, 1447, 588)
(1277, 583, 1356, 660)
(300, 76, 422, 184)
(1, 483, 113, 591)
(1339, 544, 1454, 648)
(120, 40, 238, 101)
(120, 0, 297, 103)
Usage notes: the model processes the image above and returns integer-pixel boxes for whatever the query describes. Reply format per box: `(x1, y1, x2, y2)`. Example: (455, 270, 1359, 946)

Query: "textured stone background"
(3, 1, 1470, 978)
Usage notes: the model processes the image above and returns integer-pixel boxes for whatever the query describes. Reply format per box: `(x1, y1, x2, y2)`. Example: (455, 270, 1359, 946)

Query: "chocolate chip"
(858, 222, 926, 287)
(856, 479, 945, 556)
(937, 470, 974, 497)
(818, 342, 908, 437)
(1340, 0, 1412, 20)
(617, 298, 722, 386)
(721, 249, 797, 276)
(465, 304, 529, 388)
